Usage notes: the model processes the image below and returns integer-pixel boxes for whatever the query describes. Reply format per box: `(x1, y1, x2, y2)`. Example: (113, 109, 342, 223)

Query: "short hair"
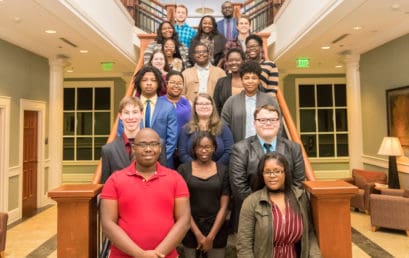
(133, 65, 163, 96)
(237, 14, 251, 24)
(194, 42, 209, 53)
(226, 48, 245, 61)
(245, 34, 263, 47)
(118, 96, 143, 113)
(148, 49, 170, 73)
(166, 70, 184, 82)
(176, 4, 188, 14)
(190, 131, 218, 159)
(239, 60, 261, 78)
(253, 104, 280, 120)
(186, 93, 222, 136)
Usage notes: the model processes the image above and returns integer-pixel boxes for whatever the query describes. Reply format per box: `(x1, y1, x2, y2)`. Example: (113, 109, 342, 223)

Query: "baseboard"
(7, 207, 20, 224)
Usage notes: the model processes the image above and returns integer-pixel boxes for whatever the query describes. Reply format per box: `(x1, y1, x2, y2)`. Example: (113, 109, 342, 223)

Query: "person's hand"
(200, 236, 214, 252)
(195, 232, 206, 250)
(138, 250, 165, 258)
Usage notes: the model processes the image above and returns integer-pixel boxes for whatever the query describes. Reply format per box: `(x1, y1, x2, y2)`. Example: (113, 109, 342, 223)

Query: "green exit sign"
(296, 58, 309, 68)
(101, 62, 114, 71)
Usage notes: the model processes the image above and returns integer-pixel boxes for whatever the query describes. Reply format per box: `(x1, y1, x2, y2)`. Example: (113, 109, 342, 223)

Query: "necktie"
(145, 99, 151, 128)
(226, 20, 232, 41)
(264, 143, 272, 153)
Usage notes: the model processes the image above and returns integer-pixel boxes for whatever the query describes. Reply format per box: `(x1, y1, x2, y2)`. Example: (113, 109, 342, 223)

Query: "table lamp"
(377, 137, 404, 189)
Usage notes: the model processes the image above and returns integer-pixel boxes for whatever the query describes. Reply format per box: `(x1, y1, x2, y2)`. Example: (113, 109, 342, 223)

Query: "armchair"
(370, 188, 409, 236)
(343, 169, 387, 213)
(0, 212, 8, 258)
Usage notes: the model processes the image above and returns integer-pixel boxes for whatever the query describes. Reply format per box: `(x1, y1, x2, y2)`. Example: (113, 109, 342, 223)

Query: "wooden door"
(22, 110, 38, 217)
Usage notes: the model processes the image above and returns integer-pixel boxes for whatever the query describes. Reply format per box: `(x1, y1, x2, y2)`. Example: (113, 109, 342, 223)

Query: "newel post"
(48, 184, 103, 258)
(303, 181, 358, 258)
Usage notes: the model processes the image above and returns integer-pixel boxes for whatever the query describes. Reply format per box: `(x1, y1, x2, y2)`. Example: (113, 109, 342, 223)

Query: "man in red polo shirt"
(101, 128, 190, 258)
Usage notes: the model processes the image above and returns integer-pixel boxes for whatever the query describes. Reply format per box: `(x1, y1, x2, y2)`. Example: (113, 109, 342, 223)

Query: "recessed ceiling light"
(391, 4, 400, 10)
(66, 69, 74, 73)
(335, 65, 343, 69)
(353, 26, 362, 31)
(45, 30, 57, 34)
(13, 17, 21, 23)
(321, 46, 330, 50)
(79, 50, 88, 54)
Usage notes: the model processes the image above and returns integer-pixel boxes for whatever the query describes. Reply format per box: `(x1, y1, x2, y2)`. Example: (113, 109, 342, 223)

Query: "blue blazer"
(145, 97, 178, 168)
(217, 18, 238, 40)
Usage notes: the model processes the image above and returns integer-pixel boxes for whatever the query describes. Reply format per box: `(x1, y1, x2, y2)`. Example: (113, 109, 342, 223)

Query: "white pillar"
(48, 58, 65, 189)
(345, 54, 363, 169)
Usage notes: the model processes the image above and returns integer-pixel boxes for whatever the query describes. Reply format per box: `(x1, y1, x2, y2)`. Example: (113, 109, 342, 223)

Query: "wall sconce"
(377, 137, 404, 189)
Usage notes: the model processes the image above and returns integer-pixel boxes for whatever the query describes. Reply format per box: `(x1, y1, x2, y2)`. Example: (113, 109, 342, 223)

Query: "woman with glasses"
(162, 38, 185, 72)
(144, 21, 190, 69)
(178, 131, 230, 258)
(178, 93, 233, 166)
(237, 152, 321, 258)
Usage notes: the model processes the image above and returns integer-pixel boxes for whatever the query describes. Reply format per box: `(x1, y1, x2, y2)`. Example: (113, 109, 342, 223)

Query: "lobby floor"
(4, 205, 409, 257)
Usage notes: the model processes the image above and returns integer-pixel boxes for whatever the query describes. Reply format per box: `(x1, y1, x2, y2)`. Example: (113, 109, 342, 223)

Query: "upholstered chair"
(343, 169, 387, 213)
(0, 212, 8, 258)
(370, 188, 409, 237)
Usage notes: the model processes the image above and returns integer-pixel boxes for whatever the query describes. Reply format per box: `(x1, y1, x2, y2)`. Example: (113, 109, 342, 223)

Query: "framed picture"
(386, 85, 409, 157)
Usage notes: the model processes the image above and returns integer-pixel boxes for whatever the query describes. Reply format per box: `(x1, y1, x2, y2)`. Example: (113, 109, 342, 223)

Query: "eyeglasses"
(247, 45, 260, 50)
(255, 118, 279, 124)
(195, 102, 212, 106)
(263, 169, 284, 177)
(195, 50, 208, 55)
(134, 141, 161, 149)
(168, 81, 184, 87)
(195, 145, 214, 151)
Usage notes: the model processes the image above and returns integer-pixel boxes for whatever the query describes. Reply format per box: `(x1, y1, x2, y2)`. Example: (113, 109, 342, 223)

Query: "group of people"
(98, 1, 321, 258)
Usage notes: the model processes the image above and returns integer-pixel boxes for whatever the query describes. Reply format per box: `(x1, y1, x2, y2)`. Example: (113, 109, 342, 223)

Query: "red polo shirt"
(101, 161, 189, 258)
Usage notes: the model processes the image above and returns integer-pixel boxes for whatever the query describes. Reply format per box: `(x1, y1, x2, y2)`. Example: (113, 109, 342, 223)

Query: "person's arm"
(165, 107, 178, 166)
(101, 147, 111, 184)
(237, 196, 256, 258)
(92, 159, 102, 184)
(291, 142, 306, 187)
(101, 199, 164, 258)
(216, 125, 233, 165)
(155, 197, 191, 255)
(220, 97, 232, 128)
(201, 195, 230, 251)
(213, 78, 224, 115)
(177, 128, 193, 163)
(230, 143, 252, 203)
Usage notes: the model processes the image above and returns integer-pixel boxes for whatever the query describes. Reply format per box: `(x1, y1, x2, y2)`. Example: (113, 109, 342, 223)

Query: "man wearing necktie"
(228, 104, 306, 232)
(135, 66, 178, 168)
(217, 1, 238, 42)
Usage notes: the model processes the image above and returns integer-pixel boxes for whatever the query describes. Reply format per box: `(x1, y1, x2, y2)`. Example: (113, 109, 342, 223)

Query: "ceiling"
(1, 0, 409, 78)
(275, 0, 409, 74)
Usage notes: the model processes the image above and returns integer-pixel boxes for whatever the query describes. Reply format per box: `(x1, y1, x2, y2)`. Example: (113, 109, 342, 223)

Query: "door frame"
(0, 96, 11, 213)
(19, 99, 47, 219)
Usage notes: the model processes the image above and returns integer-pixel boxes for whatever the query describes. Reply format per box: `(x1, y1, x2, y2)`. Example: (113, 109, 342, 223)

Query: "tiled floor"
(4, 206, 409, 257)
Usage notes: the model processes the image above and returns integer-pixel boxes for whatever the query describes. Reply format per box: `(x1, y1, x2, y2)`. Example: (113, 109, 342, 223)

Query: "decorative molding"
(362, 154, 409, 174)
(62, 173, 94, 183)
(8, 166, 21, 177)
(0, 96, 11, 211)
(63, 161, 99, 166)
(7, 207, 20, 224)
(309, 157, 350, 164)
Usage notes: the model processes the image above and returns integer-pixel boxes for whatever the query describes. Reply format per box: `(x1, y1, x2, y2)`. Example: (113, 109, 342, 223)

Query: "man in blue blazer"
(217, 1, 238, 41)
(229, 104, 306, 232)
(134, 65, 178, 168)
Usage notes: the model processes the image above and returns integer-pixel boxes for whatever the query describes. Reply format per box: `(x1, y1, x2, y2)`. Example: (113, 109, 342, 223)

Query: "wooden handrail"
(258, 32, 316, 181)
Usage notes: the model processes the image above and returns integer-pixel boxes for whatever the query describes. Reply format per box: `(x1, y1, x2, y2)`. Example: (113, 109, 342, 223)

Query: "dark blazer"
(146, 97, 178, 168)
(216, 18, 238, 41)
(221, 90, 280, 143)
(229, 135, 306, 231)
(213, 74, 233, 115)
(100, 136, 166, 183)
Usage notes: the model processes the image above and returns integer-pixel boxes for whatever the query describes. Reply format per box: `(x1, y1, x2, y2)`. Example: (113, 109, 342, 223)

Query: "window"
(63, 81, 113, 161)
(296, 78, 348, 158)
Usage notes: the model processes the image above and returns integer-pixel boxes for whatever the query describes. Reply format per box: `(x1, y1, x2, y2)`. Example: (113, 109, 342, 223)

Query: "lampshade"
(377, 137, 404, 156)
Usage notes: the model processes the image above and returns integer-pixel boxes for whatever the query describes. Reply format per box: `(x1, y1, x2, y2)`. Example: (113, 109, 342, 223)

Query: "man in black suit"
(100, 96, 166, 183)
(229, 104, 305, 231)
